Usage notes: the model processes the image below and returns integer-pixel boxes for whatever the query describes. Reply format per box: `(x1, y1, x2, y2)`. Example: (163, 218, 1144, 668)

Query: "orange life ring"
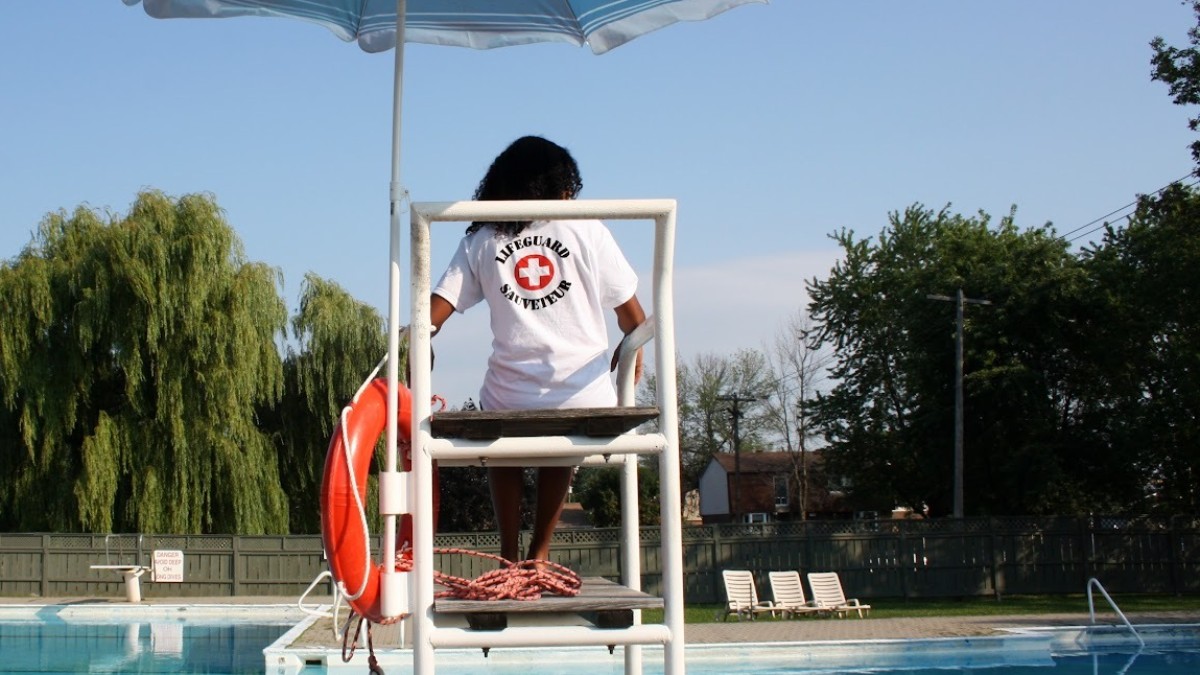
(320, 378, 438, 622)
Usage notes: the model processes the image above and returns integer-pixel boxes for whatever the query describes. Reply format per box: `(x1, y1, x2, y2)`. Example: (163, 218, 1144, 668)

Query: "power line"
(1067, 213, 1134, 245)
(1065, 177, 1200, 245)
(1060, 173, 1196, 243)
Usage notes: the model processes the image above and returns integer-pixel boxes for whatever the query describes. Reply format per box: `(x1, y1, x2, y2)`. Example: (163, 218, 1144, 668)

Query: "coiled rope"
(341, 549, 581, 672)
(415, 548, 582, 601)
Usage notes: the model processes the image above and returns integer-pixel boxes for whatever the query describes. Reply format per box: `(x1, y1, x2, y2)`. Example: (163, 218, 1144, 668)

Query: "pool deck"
(685, 610, 1200, 644)
(8, 595, 1200, 644)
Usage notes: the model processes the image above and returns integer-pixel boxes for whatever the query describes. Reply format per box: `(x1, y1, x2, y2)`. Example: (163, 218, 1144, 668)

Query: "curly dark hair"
(466, 136, 583, 237)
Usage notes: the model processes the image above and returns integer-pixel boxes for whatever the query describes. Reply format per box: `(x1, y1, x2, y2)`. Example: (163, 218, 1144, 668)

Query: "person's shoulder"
(543, 218, 607, 234)
(464, 223, 491, 239)
(463, 225, 497, 247)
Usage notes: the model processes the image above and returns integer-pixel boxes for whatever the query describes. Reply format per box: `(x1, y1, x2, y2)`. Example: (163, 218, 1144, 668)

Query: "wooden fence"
(2, 516, 1197, 603)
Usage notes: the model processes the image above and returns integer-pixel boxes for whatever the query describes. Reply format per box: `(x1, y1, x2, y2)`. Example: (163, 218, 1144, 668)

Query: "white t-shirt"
(433, 219, 638, 411)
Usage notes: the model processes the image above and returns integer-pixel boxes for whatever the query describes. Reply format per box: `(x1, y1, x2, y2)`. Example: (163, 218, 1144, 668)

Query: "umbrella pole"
(384, 2, 437, 667)
(383, 0, 414, 638)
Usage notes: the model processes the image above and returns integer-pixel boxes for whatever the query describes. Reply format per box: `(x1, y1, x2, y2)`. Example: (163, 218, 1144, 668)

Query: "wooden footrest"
(435, 578, 662, 631)
(431, 407, 659, 440)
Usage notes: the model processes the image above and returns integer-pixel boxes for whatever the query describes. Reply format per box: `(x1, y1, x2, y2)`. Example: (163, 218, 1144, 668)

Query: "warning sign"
(152, 549, 185, 583)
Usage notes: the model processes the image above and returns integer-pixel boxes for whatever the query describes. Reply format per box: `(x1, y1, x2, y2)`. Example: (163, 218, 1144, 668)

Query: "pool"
(0, 604, 304, 675)
(4, 607, 1199, 675)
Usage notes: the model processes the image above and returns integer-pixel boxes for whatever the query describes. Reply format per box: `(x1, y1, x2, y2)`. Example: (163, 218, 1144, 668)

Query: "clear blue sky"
(2, 1, 1196, 406)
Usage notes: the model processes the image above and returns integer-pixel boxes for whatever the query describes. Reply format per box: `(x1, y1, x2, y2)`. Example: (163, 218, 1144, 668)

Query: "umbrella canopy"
(124, 0, 764, 54)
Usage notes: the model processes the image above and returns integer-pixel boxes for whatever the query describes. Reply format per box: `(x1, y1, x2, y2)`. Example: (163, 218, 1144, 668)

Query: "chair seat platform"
(435, 577, 662, 630)
(431, 407, 659, 440)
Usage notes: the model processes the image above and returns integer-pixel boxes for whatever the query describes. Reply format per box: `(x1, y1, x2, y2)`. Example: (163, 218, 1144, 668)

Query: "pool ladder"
(1086, 577, 1145, 648)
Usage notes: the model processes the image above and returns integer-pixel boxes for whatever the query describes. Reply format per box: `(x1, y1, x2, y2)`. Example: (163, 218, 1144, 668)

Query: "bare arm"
(430, 293, 456, 335)
(610, 295, 647, 382)
(408, 294, 456, 384)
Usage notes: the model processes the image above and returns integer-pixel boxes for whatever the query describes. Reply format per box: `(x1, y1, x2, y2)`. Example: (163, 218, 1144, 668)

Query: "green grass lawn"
(641, 594, 1200, 624)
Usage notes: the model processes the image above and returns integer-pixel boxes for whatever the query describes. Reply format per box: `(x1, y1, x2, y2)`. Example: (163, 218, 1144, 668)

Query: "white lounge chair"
(767, 571, 823, 618)
(807, 571, 871, 618)
(719, 570, 776, 621)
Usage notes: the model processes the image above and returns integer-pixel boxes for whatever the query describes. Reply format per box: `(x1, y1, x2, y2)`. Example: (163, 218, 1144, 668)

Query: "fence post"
(1168, 515, 1182, 596)
(231, 535, 240, 596)
(990, 518, 1004, 600)
(709, 525, 721, 604)
(1079, 516, 1092, 588)
(41, 534, 50, 598)
(804, 521, 814, 580)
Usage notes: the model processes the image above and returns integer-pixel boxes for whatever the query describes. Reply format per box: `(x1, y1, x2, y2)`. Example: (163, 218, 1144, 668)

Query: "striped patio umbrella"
(125, 0, 764, 54)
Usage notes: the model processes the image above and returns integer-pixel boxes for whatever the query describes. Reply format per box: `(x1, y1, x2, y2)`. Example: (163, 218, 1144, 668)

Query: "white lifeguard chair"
(375, 198, 684, 675)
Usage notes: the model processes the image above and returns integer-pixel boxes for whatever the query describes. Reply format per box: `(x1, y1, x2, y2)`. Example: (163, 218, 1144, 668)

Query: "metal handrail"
(1086, 577, 1145, 648)
(102, 533, 144, 566)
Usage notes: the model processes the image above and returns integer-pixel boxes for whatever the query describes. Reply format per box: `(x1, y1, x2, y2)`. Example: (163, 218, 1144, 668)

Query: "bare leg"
(488, 467, 524, 562)
(526, 467, 573, 561)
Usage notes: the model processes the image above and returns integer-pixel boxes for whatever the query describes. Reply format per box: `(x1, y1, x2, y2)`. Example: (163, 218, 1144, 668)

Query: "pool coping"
(0, 602, 310, 621)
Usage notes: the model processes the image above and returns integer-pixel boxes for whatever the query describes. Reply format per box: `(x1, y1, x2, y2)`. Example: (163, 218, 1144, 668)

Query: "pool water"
(3, 612, 1198, 674)
(0, 618, 291, 674)
(687, 649, 1200, 674)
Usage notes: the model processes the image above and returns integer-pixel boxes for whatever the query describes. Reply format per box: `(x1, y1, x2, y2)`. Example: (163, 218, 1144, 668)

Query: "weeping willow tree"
(0, 191, 289, 534)
(269, 274, 390, 533)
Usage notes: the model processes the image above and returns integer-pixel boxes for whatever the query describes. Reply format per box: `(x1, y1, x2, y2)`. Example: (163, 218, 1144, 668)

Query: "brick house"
(697, 451, 840, 524)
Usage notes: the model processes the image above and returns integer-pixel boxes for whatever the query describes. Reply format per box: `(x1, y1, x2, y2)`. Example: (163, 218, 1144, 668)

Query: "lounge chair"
(806, 571, 872, 618)
(767, 571, 824, 618)
(719, 570, 776, 621)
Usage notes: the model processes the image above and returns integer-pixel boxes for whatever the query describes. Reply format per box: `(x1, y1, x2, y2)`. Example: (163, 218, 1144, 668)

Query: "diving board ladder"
(384, 198, 683, 675)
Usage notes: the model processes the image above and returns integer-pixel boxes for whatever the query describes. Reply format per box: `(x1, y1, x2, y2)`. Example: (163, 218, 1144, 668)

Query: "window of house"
(774, 474, 789, 508)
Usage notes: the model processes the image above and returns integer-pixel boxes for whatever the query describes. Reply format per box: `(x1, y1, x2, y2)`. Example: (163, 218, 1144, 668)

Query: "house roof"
(556, 502, 591, 529)
(712, 452, 798, 474)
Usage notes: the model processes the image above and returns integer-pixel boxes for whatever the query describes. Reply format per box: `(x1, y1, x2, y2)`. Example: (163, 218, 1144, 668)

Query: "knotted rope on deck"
(396, 547, 581, 601)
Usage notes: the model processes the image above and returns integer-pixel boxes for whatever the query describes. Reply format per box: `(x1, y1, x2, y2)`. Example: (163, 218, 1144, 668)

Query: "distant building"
(697, 451, 843, 524)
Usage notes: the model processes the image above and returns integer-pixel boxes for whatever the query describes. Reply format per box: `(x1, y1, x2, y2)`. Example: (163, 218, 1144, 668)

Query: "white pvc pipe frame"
(380, 198, 683, 675)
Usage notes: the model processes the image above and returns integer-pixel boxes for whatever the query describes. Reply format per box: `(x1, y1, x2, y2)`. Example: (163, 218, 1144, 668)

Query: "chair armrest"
(615, 315, 654, 403)
(618, 315, 655, 356)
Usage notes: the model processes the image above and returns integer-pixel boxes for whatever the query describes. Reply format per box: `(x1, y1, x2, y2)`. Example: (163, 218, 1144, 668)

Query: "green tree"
(435, 466, 498, 532)
(0, 191, 288, 533)
(807, 205, 1102, 516)
(263, 274, 389, 533)
(1152, 1, 1200, 167)
(1078, 184, 1200, 513)
(574, 465, 660, 527)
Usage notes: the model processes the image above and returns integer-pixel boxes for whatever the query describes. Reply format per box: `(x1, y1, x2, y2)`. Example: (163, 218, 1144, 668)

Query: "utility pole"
(717, 392, 757, 522)
(926, 288, 991, 518)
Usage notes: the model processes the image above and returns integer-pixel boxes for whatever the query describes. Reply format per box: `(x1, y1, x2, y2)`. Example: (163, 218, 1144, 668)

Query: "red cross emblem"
(514, 254, 555, 291)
